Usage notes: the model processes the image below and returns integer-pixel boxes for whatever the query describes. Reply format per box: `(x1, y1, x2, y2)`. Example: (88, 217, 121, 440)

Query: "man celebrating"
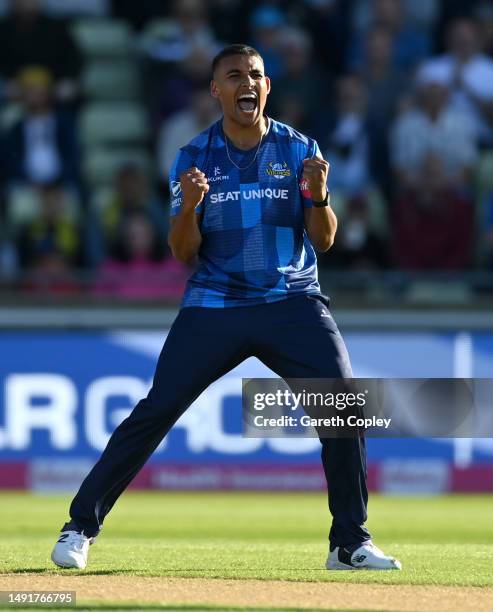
(52, 45, 401, 571)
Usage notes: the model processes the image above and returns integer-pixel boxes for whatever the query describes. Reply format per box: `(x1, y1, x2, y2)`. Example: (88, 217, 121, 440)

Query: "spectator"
(434, 0, 485, 49)
(324, 194, 389, 270)
(402, 0, 439, 30)
(140, 0, 219, 126)
(2, 67, 80, 187)
(352, 0, 439, 34)
(361, 27, 408, 195)
(480, 191, 493, 267)
(16, 182, 83, 273)
(348, 0, 431, 71)
(150, 49, 213, 130)
(208, 0, 250, 44)
(140, 0, 219, 64)
(157, 89, 220, 182)
(0, 238, 18, 278)
(268, 27, 329, 140)
(95, 211, 190, 300)
(111, 0, 164, 30)
(474, 1, 493, 57)
(392, 154, 474, 269)
(323, 75, 371, 194)
(249, 5, 287, 80)
(43, 0, 109, 18)
(297, 0, 351, 77)
(0, 0, 81, 103)
(417, 18, 493, 145)
(390, 74, 478, 191)
(99, 163, 167, 255)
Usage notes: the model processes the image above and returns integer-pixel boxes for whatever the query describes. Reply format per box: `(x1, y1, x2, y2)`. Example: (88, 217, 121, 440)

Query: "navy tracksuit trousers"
(69, 294, 370, 548)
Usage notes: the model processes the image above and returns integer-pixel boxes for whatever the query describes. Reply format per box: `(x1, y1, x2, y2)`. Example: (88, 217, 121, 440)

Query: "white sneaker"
(326, 541, 402, 570)
(51, 529, 95, 569)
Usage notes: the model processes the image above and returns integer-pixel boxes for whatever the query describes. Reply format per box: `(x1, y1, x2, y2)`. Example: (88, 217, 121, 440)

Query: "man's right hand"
(179, 167, 209, 210)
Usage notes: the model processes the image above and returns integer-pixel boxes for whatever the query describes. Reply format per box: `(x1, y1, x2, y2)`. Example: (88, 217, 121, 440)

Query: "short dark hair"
(212, 44, 263, 75)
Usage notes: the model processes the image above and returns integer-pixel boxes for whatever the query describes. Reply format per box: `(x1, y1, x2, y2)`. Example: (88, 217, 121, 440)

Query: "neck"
(456, 52, 474, 64)
(427, 107, 442, 122)
(222, 115, 268, 150)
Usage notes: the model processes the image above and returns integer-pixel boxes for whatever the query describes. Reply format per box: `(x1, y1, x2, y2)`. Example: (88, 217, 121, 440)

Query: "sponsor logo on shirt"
(208, 165, 229, 183)
(299, 178, 312, 198)
(170, 180, 182, 208)
(267, 161, 291, 179)
(210, 188, 289, 203)
(171, 180, 182, 197)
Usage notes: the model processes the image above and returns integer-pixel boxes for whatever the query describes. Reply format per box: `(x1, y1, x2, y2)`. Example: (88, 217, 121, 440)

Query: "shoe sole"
(326, 560, 402, 570)
(51, 552, 86, 570)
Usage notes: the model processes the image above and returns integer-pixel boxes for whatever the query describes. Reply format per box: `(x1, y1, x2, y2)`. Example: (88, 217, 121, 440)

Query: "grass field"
(0, 492, 492, 611)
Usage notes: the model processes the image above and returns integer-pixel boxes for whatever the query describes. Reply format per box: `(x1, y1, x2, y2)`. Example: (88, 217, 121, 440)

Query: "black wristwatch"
(312, 191, 330, 207)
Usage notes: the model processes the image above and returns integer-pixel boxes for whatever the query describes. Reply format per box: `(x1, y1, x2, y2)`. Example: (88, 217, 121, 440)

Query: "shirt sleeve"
(300, 139, 323, 208)
(168, 148, 204, 217)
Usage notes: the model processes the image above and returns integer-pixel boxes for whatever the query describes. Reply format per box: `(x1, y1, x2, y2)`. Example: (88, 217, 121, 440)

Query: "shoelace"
(67, 531, 88, 553)
(360, 542, 385, 556)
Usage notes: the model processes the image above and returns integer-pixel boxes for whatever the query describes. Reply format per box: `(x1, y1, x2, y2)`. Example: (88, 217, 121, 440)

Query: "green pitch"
(0, 491, 491, 587)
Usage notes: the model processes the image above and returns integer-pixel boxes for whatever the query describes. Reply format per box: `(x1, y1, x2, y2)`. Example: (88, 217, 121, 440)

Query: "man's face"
(117, 169, 146, 204)
(367, 29, 392, 65)
(13, 0, 39, 18)
(337, 76, 366, 114)
(211, 54, 270, 127)
(449, 20, 478, 59)
(421, 83, 448, 116)
(21, 81, 51, 112)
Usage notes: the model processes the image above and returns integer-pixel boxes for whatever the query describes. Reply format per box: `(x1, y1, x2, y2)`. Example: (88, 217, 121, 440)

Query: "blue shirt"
(169, 117, 321, 308)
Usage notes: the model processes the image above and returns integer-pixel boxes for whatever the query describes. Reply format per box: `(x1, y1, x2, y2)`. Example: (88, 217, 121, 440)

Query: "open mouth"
(237, 92, 258, 113)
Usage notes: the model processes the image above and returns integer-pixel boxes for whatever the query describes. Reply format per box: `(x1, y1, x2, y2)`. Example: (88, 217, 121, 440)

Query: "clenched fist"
(179, 167, 210, 210)
(302, 157, 329, 202)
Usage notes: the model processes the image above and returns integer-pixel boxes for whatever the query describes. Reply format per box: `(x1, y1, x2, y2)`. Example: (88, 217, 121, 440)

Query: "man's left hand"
(302, 157, 329, 202)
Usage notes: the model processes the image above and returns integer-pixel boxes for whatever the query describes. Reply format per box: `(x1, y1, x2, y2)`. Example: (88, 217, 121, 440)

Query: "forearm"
(306, 200, 338, 252)
(168, 206, 202, 263)
(302, 156, 337, 252)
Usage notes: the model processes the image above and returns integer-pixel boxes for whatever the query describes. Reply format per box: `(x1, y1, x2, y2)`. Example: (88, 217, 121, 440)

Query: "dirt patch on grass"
(1, 575, 492, 611)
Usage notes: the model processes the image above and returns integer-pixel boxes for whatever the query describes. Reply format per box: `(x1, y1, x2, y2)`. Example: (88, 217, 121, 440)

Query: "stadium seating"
(79, 103, 149, 147)
(139, 19, 184, 60)
(81, 60, 140, 101)
(70, 15, 151, 193)
(83, 148, 152, 187)
(405, 281, 472, 304)
(71, 19, 134, 59)
(5, 185, 81, 230)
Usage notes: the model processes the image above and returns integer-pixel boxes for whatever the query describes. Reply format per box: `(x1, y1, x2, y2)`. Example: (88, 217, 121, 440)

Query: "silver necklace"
(224, 118, 269, 171)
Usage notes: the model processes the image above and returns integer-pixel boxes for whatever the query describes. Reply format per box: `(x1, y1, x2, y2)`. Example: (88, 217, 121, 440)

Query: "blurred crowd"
(1, 0, 493, 298)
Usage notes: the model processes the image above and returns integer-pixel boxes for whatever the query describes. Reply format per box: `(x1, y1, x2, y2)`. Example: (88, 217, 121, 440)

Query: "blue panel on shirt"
(276, 226, 294, 269)
(169, 118, 322, 308)
(240, 182, 262, 228)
